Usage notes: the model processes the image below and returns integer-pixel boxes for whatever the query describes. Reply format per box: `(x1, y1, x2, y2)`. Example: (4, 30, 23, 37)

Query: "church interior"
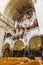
(0, 0, 43, 65)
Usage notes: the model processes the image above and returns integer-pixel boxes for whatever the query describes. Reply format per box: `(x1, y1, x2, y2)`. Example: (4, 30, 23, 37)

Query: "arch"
(3, 43, 10, 49)
(29, 36, 42, 50)
(3, 43, 10, 57)
(13, 40, 24, 51)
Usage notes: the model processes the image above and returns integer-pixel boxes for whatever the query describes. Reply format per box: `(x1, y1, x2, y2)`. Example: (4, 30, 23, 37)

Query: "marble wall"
(0, 27, 5, 57)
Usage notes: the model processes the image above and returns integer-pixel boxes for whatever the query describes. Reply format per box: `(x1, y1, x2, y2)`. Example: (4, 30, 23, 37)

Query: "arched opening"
(13, 40, 24, 57)
(29, 36, 42, 50)
(29, 36, 42, 57)
(3, 43, 10, 57)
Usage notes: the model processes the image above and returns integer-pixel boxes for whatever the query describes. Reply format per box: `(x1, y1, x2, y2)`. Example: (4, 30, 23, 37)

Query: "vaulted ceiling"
(4, 0, 33, 20)
(0, 0, 35, 31)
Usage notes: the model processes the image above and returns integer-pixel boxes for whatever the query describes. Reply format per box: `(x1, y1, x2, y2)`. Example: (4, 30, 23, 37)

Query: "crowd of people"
(2, 42, 43, 60)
